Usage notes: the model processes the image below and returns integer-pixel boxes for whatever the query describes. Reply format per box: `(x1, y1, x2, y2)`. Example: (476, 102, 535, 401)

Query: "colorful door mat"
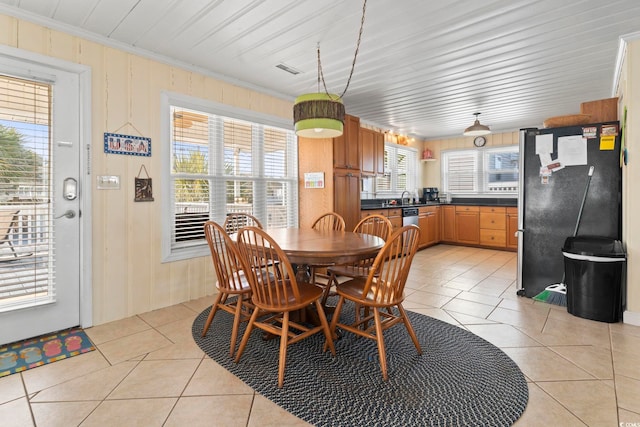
(0, 328, 95, 377)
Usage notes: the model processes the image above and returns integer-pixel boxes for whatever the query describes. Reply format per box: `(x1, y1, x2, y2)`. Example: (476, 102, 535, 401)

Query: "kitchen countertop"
(361, 199, 517, 210)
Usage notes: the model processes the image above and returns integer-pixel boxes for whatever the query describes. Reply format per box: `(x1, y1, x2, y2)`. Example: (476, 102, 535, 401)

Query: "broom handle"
(573, 166, 594, 237)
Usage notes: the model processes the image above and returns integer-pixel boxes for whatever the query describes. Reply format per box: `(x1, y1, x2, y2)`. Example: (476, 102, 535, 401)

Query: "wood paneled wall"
(297, 137, 334, 228)
(0, 14, 292, 325)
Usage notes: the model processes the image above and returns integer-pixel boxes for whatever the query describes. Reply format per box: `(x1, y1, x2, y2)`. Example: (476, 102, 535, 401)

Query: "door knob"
(55, 210, 76, 219)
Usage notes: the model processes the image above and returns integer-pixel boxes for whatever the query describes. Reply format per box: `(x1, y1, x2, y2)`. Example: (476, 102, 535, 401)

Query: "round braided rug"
(192, 302, 528, 427)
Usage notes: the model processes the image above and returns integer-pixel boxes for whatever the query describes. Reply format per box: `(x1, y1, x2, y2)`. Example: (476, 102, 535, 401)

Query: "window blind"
(169, 106, 298, 254)
(445, 152, 478, 193)
(0, 75, 53, 308)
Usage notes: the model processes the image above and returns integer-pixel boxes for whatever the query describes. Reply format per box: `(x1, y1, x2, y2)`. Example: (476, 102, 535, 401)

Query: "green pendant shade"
(293, 93, 345, 138)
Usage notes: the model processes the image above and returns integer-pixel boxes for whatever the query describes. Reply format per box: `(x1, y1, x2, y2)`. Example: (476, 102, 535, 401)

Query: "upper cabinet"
(359, 127, 385, 176)
(333, 114, 360, 169)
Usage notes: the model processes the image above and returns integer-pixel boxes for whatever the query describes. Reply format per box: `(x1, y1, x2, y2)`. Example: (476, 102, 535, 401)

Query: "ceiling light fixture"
(293, 0, 367, 139)
(463, 112, 491, 136)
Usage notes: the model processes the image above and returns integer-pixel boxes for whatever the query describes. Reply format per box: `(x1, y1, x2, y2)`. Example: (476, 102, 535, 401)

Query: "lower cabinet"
(441, 204, 516, 251)
(387, 209, 402, 234)
(479, 207, 506, 248)
(359, 208, 402, 235)
(455, 206, 479, 245)
(419, 206, 440, 248)
(441, 205, 456, 242)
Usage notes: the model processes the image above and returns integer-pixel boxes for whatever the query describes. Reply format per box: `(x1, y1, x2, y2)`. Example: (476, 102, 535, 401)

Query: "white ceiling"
(1, 0, 639, 139)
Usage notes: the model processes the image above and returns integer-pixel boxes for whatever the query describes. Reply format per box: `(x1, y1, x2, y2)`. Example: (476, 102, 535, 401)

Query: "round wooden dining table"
(231, 227, 385, 284)
(263, 227, 385, 267)
(234, 227, 385, 331)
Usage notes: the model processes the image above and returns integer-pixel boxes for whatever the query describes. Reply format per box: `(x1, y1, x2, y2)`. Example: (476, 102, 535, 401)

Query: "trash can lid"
(562, 235, 625, 258)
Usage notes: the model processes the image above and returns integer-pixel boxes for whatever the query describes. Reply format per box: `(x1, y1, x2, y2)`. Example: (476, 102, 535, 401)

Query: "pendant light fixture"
(463, 112, 491, 136)
(293, 0, 367, 138)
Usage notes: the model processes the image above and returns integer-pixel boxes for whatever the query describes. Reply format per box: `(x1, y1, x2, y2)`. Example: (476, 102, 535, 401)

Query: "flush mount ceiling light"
(463, 112, 491, 136)
(293, 0, 367, 139)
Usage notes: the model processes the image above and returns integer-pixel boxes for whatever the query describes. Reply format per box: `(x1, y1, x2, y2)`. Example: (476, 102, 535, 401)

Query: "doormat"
(0, 328, 95, 377)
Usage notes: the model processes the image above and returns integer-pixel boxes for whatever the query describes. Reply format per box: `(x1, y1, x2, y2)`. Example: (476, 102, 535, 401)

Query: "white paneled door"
(0, 56, 83, 345)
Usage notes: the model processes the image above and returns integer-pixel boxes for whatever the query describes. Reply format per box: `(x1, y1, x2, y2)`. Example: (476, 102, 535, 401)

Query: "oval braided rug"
(192, 302, 528, 427)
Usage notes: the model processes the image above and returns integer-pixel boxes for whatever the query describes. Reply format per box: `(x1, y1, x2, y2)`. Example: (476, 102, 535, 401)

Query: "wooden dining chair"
(323, 214, 393, 305)
(0, 210, 20, 259)
(201, 221, 254, 357)
(328, 224, 422, 381)
(223, 212, 263, 234)
(311, 212, 345, 232)
(235, 226, 336, 388)
(309, 212, 346, 285)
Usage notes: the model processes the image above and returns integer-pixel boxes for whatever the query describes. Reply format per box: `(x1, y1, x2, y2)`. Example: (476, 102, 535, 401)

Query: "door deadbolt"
(63, 177, 78, 200)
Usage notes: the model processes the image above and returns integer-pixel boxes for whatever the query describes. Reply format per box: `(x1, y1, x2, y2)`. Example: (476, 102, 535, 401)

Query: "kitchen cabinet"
(333, 114, 360, 170)
(507, 207, 518, 249)
(335, 169, 361, 231)
(418, 206, 440, 248)
(441, 205, 456, 242)
(479, 206, 506, 248)
(360, 207, 402, 237)
(298, 114, 362, 229)
(375, 131, 384, 175)
(359, 127, 384, 176)
(455, 206, 479, 245)
(386, 208, 402, 234)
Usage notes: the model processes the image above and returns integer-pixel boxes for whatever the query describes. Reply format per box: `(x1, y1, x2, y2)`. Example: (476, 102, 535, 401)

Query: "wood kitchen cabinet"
(334, 169, 361, 231)
(440, 204, 517, 250)
(507, 207, 518, 250)
(387, 208, 402, 234)
(298, 114, 361, 229)
(419, 206, 440, 248)
(359, 127, 384, 176)
(375, 131, 384, 175)
(441, 205, 456, 242)
(359, 208, 402, 235)
(479, 206, 506, 248)
(333, 114, 360, 170)
(455, 206, 479, 245)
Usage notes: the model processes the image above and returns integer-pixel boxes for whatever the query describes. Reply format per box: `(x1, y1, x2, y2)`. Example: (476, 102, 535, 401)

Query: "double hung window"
(375, 144, 417, 194)
(441, 145, 518, 195)
(163, 95, 298, 261)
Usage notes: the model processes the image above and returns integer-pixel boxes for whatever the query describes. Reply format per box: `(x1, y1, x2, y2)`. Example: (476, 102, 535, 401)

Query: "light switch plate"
(97, 175, 120, 189)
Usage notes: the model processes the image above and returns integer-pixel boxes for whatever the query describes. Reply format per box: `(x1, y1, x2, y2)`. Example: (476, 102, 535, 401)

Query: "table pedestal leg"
(294, 263, 310, 283)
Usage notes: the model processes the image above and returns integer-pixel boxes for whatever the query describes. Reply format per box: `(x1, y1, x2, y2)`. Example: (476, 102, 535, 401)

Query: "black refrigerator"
(517, 123, 622, 298)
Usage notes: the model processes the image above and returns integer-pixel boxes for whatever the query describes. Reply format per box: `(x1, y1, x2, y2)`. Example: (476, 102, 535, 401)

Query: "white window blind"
(168, 105, 298, 258)
(444, 151, 478, 193)
(0, 75, 53, 307)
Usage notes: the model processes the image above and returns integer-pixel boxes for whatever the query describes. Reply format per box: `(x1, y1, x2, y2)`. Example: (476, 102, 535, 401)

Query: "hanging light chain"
(317, 0, 367, 100)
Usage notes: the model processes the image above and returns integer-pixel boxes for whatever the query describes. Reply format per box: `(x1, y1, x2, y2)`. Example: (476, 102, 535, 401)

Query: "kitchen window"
(375, 144, 418, 194)
(161, 93, 298, 262)
(441, 145, 518, 195)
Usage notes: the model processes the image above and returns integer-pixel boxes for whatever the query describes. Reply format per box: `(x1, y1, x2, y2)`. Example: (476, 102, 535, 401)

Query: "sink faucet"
(401, 190, 411, 205)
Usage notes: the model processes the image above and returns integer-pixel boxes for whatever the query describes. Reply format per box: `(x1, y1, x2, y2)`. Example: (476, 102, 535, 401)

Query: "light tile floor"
(1, 244, 639, 426)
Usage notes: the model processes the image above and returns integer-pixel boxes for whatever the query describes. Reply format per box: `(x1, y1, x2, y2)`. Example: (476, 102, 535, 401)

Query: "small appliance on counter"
(422, 187, 439, 203)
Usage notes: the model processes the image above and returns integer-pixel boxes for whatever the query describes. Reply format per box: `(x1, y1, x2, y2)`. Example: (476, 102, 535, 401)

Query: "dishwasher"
(401, 207, 419, 227)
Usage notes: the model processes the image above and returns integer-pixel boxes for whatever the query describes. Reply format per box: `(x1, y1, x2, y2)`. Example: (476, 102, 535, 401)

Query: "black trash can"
(562, 236, 626, 323)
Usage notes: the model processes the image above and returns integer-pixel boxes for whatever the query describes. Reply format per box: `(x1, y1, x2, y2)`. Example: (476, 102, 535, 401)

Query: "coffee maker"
(422, 187, 439, 203)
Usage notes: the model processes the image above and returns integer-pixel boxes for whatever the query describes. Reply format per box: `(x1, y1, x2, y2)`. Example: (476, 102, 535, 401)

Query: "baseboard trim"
(622, 309, 640, 326)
